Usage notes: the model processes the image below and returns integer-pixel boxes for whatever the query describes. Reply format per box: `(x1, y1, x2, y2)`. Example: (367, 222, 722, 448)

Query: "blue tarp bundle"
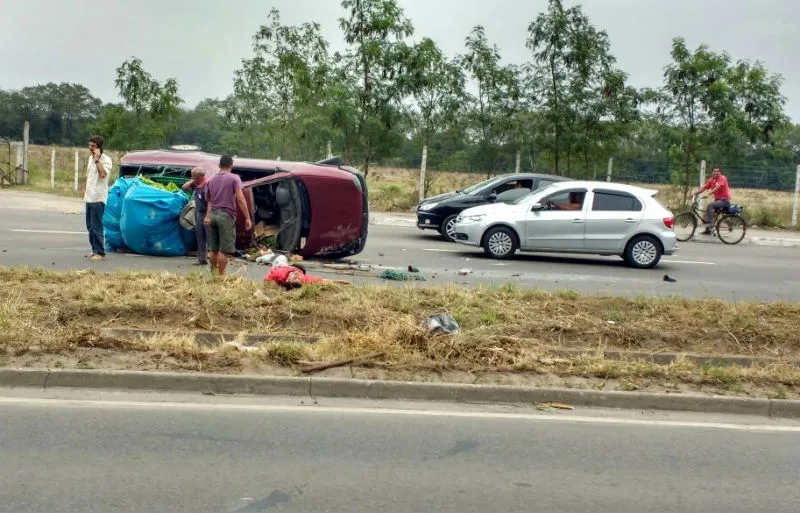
(119, 182, 191, 257)
(102, 177, 140, 252)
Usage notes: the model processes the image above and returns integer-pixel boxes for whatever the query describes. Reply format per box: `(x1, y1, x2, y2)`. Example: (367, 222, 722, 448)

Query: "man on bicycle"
(693, 166, 731, 235)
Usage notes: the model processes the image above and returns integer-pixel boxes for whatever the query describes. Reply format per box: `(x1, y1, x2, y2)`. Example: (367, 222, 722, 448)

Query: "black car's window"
(491, 179, 534, 195)
(542, 189, 587, 211)
(513, 182, 559, 204)
(462, 176, 505, 195)
(591, 190, 642, 211)
(495, 188, 531, 203)
(536, 179, 557, 190)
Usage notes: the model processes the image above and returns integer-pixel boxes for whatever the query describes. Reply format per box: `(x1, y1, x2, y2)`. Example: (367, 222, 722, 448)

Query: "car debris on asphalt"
(423, 313, 460, 334)
(535, 402, 574, 411)
(380, 269, 426, 281)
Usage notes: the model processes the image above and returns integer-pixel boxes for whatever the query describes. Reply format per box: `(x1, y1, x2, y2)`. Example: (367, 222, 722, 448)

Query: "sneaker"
(89, 254, 106, 261)
(701, 228, 712, 235)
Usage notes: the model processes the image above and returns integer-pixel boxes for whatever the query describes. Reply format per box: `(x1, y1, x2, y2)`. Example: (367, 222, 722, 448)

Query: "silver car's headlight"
(418, 202, 439, 211)
(458, 214, 485, 225)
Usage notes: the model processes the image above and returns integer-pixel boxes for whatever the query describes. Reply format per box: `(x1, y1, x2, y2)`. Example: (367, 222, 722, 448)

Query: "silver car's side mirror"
(530, 202, 544, 211)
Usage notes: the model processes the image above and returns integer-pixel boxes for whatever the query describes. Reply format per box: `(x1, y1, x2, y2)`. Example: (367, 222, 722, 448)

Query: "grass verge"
(2, 266, 800, 398)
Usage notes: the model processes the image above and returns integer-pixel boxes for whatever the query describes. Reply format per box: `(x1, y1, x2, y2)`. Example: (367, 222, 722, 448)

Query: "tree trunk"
(566, 141, 572, 176)
(681, 133, 693, 205)
(550, 55, 560, 175)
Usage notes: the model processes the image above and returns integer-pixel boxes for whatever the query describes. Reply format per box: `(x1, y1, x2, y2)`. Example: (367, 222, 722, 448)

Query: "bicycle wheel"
(716, 214, 747, 245)
(673, 212, 697, 242)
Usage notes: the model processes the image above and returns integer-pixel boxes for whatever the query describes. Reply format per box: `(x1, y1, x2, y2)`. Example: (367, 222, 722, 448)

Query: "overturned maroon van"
(118, 150, 369, 259)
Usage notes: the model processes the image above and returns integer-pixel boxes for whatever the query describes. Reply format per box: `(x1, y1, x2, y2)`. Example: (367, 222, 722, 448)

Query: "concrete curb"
(2, 368, 800, 418)
(748, 236, 800, 248)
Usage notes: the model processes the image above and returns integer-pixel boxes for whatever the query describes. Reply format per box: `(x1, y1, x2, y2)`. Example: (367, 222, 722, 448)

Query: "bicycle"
(673, 196, 747, 245)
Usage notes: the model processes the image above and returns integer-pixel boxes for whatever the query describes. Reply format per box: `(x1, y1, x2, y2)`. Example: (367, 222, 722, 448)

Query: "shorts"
(207, 210, 237, 254)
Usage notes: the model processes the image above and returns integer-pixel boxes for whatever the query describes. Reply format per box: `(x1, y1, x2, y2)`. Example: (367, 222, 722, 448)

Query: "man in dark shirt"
(181, 167, 208, 265)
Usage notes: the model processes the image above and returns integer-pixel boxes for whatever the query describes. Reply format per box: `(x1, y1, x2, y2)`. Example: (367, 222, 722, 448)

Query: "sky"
(2, 0, 799, 119)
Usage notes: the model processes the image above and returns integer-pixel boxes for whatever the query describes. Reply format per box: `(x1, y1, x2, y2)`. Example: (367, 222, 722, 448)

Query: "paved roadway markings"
(0, 396, 796, 433)
(12, 229, 86, 235)
(421, 248, 716, 265)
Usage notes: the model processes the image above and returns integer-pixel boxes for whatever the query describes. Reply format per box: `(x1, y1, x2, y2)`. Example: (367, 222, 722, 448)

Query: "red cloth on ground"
(263, 265, 324, 285)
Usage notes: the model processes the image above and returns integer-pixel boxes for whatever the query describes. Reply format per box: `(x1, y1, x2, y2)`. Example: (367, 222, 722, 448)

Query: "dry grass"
(12, 144, 798, 227)
(2, 266, 800, 396)
(632, 182, 796, 230)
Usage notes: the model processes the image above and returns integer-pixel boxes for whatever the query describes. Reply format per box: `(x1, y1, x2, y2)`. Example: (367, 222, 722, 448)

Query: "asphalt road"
(1, 388, 799, 513)
(1, 190, 799, 300)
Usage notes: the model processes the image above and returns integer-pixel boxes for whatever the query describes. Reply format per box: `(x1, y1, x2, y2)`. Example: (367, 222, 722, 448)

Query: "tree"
(526, 0, 634, 175)
(460, 25, 522, 177)
(172, 98, 229, 153)
(113, 57, 184, 147)
(57, 83, 102, 143)
(407, 38, 465, 149)
(232, 8, 333, 159)
(114, 58, 159, 119)
(0, 83, 101, 145)
(338, 0, 416, 175)
(653, 38, 788, 200)
(724, 60, 786, 149)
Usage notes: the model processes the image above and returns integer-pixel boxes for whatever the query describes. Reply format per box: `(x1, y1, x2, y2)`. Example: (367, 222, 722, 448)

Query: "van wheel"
(624, 235, 662, 269)
(482, 226, 518, 259)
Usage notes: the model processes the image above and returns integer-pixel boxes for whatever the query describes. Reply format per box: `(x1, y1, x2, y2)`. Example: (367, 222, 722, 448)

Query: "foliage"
(338, 0, 417, 175)
(0, 2, 793, 190)
(525, 0, 639, 176)
(230, 8, 333, 159)
(0, 83, 101, 145)
(460, 25, 523, 176)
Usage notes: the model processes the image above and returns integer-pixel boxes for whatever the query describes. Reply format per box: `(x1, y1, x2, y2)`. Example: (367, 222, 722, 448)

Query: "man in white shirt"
(83, 135, 113, 261)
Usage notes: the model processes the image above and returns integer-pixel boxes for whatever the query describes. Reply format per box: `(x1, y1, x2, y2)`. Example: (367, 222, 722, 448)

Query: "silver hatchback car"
(452, 181, 677, 268)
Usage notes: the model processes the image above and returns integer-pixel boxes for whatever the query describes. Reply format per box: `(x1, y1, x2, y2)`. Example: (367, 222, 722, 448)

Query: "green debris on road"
(380, 269, 426, 281)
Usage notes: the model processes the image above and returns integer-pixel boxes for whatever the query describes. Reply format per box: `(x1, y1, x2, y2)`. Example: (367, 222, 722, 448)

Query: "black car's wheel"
(482, 226, 518, 259)
(623, 235, 662, 269)
(439, 214, 459, 242)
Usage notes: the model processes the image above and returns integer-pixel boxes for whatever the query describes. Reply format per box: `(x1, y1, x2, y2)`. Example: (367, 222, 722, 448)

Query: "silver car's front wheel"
(624, 235, 662, 269)
(482, 226, 518, 260)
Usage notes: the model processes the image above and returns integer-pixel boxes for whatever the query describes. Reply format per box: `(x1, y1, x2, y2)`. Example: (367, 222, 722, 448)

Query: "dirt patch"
(2, 266, 800, 399)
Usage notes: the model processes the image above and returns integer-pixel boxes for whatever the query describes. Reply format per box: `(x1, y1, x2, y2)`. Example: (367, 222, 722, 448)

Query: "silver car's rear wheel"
(624, 235, 662, 269)
(482, 226, 518, 260)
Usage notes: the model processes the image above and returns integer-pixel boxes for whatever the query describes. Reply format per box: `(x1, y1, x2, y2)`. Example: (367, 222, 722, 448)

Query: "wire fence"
(9, 142, 800, 227)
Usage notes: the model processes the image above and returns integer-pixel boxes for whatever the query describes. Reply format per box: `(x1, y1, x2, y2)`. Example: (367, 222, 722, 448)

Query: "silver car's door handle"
(624, 218, 636, 223)
(572, 219, 583, 223)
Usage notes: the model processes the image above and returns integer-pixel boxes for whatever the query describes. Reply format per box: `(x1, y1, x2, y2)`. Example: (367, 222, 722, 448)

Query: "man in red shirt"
(264, 264, 350, 289)
(693, 167, 731, 234)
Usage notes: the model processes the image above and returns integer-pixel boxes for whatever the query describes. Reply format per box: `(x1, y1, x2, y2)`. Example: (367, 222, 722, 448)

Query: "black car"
(416, 173, 571, 241)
